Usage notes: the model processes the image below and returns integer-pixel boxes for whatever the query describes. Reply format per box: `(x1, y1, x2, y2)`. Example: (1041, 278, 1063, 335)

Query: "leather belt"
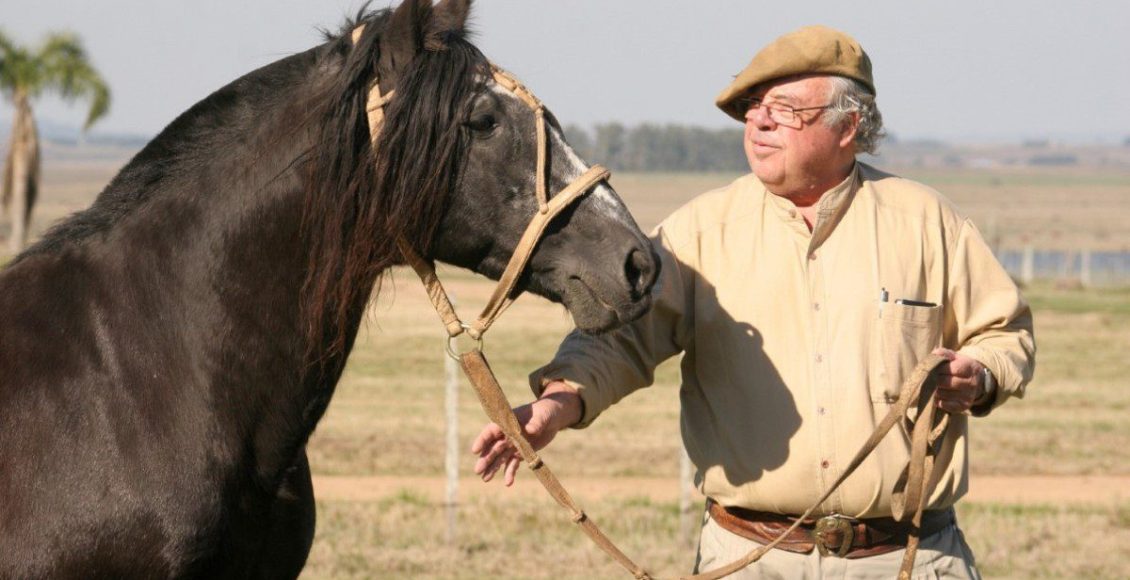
(706, 499, 955, 559)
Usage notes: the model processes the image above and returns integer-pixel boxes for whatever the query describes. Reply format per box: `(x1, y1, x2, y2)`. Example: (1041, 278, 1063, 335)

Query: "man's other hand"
(931, 347, 989, 414)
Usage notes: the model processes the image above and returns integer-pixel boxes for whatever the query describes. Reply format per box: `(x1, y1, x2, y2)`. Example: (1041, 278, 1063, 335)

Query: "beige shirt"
(532, 163, 1035, 518)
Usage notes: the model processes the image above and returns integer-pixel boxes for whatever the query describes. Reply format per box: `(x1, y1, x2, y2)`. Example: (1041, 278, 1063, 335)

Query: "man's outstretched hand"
(470, 381, 583, 486)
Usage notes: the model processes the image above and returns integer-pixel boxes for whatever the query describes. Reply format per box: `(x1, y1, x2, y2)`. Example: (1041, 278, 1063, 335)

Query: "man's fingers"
(474, 438, 512, 477)
(937, 398, 969, 414)
(937, 374, 979, 394)
(485, 438, 514, 466)
(935, 387, 972, 402)
(481, 445, 516, 483)
(470, 423, 504, 454)
(503, 456, 522, 487)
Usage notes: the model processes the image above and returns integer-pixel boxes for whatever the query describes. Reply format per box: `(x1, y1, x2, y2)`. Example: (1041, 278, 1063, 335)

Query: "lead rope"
(350, 26, 945, 579)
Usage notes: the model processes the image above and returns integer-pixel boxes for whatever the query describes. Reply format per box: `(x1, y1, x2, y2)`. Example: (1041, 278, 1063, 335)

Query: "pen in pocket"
(894, 298, 937, 307)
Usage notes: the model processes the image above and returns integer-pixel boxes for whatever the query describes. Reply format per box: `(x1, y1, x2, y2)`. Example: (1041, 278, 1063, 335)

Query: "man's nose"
(745, 105, 776, 130)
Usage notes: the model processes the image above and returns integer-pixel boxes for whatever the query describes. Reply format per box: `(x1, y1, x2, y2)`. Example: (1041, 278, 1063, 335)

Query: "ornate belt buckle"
(813, 514, 855, 558)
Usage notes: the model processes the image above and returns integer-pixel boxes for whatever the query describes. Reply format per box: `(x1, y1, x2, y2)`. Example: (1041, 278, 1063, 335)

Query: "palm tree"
(1, 30, 110, 254)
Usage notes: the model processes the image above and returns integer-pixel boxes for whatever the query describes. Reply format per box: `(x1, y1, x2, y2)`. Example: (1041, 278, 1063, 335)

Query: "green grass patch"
(1024, 283, 1130, 315)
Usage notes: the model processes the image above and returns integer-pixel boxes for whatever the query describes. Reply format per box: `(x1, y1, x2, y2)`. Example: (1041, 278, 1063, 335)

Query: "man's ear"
(379, 0, 434, 85)
(839, 111, 860, 149)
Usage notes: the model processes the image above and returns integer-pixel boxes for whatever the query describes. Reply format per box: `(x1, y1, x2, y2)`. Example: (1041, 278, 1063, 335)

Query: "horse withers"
(0, 1, 658, 578)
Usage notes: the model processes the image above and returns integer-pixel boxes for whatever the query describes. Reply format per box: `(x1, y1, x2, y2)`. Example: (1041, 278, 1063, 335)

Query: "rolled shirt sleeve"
(947, 218, 1036, 415)
(530, 227, 690, 428)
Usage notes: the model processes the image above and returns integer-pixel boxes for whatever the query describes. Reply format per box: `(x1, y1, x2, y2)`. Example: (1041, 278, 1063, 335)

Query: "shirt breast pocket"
(869, 302, 943, 403)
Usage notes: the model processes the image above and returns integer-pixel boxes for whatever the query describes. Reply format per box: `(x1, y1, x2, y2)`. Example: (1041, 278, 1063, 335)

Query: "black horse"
(0, 1, 658, 577)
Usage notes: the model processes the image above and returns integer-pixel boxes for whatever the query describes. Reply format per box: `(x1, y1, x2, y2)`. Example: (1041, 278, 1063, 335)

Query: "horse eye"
(465, 113, 498, 134)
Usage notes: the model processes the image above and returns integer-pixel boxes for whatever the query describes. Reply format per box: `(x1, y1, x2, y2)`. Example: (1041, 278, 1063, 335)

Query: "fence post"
(985, 212, 1000, 256)
(679, 448, 695, 547)
(1080, 248, 1092, 288)
(1060, 249, 1074, 280)
(445, 298, 459, 546)
(1021, 245, 1035, 285)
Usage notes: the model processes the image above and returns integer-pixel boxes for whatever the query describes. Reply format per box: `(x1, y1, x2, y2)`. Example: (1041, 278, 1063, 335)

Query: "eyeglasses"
(743, 97, 832, 128)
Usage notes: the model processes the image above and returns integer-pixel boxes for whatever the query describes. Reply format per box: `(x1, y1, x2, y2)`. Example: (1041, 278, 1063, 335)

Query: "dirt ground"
(312, 474, 1130, 505)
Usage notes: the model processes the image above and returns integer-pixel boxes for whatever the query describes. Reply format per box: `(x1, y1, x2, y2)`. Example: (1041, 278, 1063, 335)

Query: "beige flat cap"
(715, 25, 874, 122)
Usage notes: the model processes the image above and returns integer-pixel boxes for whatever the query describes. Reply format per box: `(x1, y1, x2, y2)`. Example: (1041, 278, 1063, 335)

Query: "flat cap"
(715, 25, 874, 122)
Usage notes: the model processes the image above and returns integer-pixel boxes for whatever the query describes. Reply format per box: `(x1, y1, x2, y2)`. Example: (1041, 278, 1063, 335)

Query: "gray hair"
(823, 76, 885, 155)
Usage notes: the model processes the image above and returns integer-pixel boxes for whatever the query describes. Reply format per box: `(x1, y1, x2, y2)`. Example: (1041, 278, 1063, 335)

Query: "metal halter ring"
(445, 323, 484, 361)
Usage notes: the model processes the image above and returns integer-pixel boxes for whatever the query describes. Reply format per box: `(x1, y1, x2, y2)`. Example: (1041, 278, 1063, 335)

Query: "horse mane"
(299, 8, 487, 366)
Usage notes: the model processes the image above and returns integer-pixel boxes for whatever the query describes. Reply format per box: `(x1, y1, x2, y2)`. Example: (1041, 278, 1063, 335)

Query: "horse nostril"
(625, 247, 657, 299)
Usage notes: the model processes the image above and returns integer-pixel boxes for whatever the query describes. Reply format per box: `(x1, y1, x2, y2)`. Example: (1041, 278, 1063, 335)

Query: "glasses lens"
(768, 104, 796, 125)
(746, 98, 797, 125)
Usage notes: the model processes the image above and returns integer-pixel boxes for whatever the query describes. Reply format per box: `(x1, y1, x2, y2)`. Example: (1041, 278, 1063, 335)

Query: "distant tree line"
(563, 123, 748, 172)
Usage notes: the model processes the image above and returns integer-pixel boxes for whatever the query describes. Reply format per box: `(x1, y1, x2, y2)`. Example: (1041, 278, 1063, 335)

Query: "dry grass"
(305, 494, 690, 579)
(301, 494, 1130, 579)
(958, 502, 1130, 579)
(972, 285, 1130, 476)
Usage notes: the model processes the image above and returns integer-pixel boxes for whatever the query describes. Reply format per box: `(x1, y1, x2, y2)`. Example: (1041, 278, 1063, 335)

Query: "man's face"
(743, 75, 856, 199)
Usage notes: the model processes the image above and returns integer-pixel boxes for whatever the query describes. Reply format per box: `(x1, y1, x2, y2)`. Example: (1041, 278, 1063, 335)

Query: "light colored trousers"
(693, 510, 981, 580)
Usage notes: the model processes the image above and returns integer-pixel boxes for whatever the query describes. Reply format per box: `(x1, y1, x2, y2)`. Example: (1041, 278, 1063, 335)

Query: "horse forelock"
(299, 9, 486, 369)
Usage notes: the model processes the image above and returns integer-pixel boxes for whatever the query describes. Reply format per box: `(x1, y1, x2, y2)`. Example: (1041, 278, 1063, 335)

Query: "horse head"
(369, 0, 659, 334)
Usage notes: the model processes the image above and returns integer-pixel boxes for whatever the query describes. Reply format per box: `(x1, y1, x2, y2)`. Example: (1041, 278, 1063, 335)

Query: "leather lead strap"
(397, 239, 464, 337)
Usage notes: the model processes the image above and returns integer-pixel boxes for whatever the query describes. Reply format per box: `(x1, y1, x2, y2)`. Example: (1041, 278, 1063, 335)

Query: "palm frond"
(0, 29, 35, 95)
(83, 78, 111, 130)
(36, 31, 112, 130)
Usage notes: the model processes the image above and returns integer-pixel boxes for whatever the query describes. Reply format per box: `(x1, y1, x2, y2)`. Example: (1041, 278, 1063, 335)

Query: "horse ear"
(431, 0, 472, 39)
(379, 0, 434, 82)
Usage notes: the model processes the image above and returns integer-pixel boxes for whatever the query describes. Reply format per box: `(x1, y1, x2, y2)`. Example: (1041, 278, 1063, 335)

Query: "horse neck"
(90, 52, 366, 481)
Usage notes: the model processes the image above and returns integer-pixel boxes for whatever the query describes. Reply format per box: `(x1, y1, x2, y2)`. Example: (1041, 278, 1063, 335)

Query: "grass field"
(5, 159, 1130, 578)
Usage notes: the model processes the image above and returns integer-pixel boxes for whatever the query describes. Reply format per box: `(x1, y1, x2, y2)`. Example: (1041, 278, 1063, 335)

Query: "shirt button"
(821, 460, 831, 469)
(814, 302, 821, 311)
(815, 353, 823, 363)
(788, 209, 797, 218)
(817, 406, 827, 416)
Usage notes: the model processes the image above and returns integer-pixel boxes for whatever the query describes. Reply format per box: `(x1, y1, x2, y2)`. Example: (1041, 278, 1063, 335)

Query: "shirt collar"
(760, 163, 861, 253)
(808, 163, 860, 254)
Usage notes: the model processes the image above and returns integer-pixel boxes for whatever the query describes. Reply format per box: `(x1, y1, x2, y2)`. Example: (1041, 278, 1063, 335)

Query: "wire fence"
(996, 248, 1130, 287)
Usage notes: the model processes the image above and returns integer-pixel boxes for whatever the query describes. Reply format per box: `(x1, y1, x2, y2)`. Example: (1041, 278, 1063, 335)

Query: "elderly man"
(472, 26, 1035, 578)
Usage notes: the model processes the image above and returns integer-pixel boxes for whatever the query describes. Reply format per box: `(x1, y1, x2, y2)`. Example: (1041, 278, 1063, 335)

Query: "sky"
(2, 0, 1128, 144)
